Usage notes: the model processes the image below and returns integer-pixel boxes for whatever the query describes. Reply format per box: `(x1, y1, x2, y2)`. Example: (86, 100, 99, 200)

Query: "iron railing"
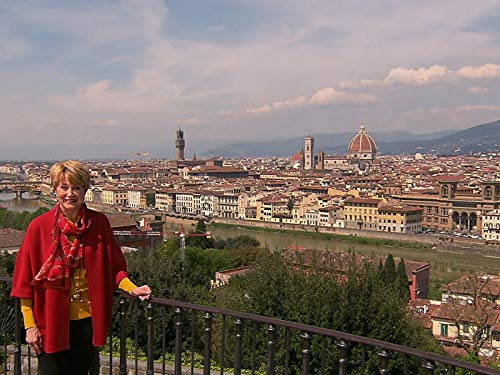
(1, 276, 499, 375)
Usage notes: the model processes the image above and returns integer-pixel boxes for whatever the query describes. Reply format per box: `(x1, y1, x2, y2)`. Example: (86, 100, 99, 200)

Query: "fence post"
(266, 325, 276, 375)
(337, 340, 350, 375)
(301, 333, 311, 375)
(203, 313, 213, 375)
(233, 318, 243, 375)
(119, 298, 127, 375)
(378, 350, 392, 375)
(422, 360, 435, 374)
(174, 308, 183, 375)
(146, 302, 154, 375)
(14, 298, 21, 375)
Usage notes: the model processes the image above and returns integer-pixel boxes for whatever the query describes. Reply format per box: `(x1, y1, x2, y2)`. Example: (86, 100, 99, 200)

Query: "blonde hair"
(50, 160, 91, 190)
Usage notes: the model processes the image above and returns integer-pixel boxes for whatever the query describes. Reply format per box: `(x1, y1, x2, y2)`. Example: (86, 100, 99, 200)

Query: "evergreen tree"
(195, 218, 207, 233)
(396, 258, 410, 300)
(286, 198, 294, 214)
(383, 254, 396, 283)
(187, 219, 215, 249)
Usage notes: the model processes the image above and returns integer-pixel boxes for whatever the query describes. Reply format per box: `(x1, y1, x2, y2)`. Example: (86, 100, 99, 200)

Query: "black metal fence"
(1, 276, 498, 375)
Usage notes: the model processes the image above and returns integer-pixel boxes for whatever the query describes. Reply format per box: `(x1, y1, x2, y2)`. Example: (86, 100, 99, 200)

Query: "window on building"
(440, 324, 448, 337)
(463, 322, 469, 333)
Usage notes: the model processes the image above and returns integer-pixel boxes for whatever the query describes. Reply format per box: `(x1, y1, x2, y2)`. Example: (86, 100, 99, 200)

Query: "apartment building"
(214, 193, 239, 219)
(319, 206, 344, 228)
(101, 186, 128, 206)
(482, 209, 500, 241)
(127, 188, 144, 209)
(155, 190, 176, 212)
(343, 197, 383, 230)
(377, 205, 423, 233)
(175, 191, 196, 215)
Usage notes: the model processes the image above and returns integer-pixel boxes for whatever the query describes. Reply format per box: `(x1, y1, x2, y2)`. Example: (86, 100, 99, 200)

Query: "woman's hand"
(26, 326, 43, 355)
(131, 285, 152, 301)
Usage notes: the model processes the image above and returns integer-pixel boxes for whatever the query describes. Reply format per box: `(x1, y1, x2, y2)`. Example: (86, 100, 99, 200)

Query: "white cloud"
(383, 65, 452, 86)
(468, 86, 489, 94)
(457, 63, 500, 79)
(309, 88, 376, 105)
(49, 73, 176, 112)
(93, 119, 117, 127)
(178, 118, 203, 126)
(340, 63, 500, 90)
(457, 104, 500, 111)
(78, 80, 111, 97)
(228, 88, 375, 116)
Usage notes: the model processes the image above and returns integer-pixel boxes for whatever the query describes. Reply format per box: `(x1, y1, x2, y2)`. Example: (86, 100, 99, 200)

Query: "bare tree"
(440, 274, 499, 355)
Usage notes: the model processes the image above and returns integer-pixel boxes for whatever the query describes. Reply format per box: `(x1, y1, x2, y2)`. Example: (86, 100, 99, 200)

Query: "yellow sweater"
(21, 273, 136, 328)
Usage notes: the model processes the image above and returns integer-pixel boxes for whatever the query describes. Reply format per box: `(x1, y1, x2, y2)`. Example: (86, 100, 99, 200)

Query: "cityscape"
(1, 124, 500, 371)
(1, 1, 500, 374)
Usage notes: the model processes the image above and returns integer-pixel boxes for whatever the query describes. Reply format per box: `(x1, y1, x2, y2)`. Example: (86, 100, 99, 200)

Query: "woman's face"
(55, 174, 86, 217)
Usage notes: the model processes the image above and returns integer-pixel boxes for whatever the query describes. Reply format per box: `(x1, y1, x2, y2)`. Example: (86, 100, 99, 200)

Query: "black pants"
(37, 318, 100, 375)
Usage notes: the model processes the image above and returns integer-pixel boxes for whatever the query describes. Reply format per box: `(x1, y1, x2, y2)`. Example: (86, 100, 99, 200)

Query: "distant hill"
(199, 127, 461, 158)
(375, 120, 500, 155)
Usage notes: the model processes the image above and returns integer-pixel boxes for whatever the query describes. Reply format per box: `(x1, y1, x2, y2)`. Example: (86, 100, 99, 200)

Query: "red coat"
(11, 207, 128, 353)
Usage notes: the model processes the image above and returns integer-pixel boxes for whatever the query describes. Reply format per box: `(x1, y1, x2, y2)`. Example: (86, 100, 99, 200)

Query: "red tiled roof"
(0, 228, 25, 249)
(344, 197, 382, 205)
(434, 174, 464, 182)
(378, 205, 423, 213)
(348, 125, 377, 153)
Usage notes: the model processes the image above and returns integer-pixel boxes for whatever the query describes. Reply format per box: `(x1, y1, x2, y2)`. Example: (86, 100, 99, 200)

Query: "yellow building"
(343, 197, 383, 230)
(377, 205, 423, 233)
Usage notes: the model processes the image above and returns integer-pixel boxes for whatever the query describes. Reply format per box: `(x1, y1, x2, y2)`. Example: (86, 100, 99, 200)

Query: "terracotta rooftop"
(344, 197, 382, 205)
(106, 213, 138, 229)
(0, 228, 25, 249)
(378, 205, 423, 213)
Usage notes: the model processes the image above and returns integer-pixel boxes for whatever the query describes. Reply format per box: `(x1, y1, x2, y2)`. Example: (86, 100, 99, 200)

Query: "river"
(0, 192, 49, 212)
(209, 226, 500, 282)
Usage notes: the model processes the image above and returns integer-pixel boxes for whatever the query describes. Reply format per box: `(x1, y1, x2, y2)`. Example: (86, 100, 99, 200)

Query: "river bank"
(211, 218, 500, 258)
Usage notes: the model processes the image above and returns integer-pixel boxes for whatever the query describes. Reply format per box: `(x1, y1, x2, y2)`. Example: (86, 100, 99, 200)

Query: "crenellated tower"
(175, 128, 185, 161)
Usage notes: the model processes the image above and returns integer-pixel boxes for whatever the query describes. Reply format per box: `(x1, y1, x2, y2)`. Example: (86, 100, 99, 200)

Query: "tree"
(194, 219, 207, 233)
(228, 246, 265, 267)
(145, 192, 155, 207)
(0, 207, 48, 230)
(286, 198, 294, 214)
(0, 252, 16, 276)
(396, 258, 410, 300)
(383, 254, 396, 283)
(222, 235, 260, 250)
(215, 250, 441, 374)
(186, 219, 215, 249)
(441, 274, 499, 356)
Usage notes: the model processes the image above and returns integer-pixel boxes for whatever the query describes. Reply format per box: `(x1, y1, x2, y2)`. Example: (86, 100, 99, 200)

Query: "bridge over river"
(0, 181, 51, 197)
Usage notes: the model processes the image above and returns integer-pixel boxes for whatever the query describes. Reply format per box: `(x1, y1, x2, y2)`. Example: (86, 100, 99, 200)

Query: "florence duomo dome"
(347, 123, 377, 163)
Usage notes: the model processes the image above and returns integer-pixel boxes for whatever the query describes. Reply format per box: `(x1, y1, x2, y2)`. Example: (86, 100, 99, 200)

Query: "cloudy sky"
(1, 0, 500, 159)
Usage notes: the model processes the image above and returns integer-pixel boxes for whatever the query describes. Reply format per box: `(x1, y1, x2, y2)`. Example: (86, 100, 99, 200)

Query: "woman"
(11, 160, 151, 374)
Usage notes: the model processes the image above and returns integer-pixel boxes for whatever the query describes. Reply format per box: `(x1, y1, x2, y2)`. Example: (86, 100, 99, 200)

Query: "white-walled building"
(482, 209, 500, 241)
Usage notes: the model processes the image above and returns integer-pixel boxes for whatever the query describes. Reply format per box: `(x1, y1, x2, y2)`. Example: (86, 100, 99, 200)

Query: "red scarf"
(33, 203, 91, 289)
